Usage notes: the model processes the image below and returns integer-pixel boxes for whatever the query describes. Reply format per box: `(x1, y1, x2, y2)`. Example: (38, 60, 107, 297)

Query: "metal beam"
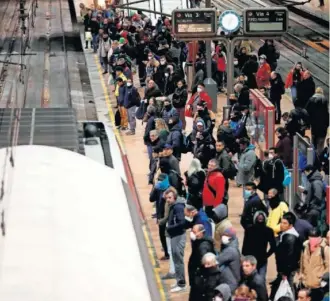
(123, 6, 171, 17)
(117, 0, 149, 7)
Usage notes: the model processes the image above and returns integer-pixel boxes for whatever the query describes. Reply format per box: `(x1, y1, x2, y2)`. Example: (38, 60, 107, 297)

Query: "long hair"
(155, 118, 169, 132)
(187, 158, 204, 177)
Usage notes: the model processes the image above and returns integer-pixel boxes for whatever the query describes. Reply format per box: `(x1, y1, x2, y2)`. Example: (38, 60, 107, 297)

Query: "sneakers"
(170, 285, 186, 293)
(161, 273, 176, 280)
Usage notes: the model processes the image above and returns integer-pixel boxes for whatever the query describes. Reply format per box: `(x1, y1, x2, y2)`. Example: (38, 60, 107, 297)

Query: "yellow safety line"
(94, 55, 125, 152)
(94, 55, 167, 301)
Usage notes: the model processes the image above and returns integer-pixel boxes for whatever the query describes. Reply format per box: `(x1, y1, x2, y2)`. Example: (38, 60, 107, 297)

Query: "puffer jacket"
(236, 144, 257, 185)
(305, 170, 325, 211)
(301, 239, 329, 289)
(266, 201, 289, 237)
(166, 122, 182, 161)
(213, 204, 233, 252)
(172, 86, 188, 109)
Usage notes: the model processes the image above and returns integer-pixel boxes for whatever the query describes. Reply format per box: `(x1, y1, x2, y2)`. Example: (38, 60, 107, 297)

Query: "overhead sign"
(243, 7, 288, 36)
(172, 8, 217, 38)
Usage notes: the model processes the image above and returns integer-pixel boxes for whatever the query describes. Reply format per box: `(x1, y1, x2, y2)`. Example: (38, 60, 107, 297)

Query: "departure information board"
(172, 9, 217, 38)
(243, 7, 288, 36)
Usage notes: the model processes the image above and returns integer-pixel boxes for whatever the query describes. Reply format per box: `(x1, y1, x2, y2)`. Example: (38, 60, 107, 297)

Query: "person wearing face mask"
(257, 39, 279, 71)
(188, 224, 216, 300)
(257, 147, 285, 198)
(256, 54, 271, 89)
(166, 117, 183, 161)
(217, 121, 237, 155)
(186, 83, 212, 117)
(217, 227, 241, 294)
(172, 79, 188, 130)
(242, 55, 258, 89)
(285, 62, 304, 103)
(242, 213, 276, 281)
(192, 253, 223, 301)
(154, 55, 168, 93)
(164, 66, 176, 95)
(299, 228, 329, 301)
(161, 98, 179, 125)
(123, 79, 140, 135)
(240, 182, 268, 230)
(193, 100, 215, 137)
(266, 188, 289, 237)
(184, 205, 213, 238)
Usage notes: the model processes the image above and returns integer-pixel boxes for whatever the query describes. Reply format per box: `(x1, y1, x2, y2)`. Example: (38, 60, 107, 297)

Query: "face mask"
(221, 235, 231, 245)
(321, 280, 327, 288)
(190, 232, 197, 241)
(162, 29, 165, 32)
(234, 61, 238, 65)
(164, 73, 169, 77)
(244, 189, 252, 199)
(185, 216, 193, 222)
(260, 59, 265, 63)
(148, 56, 153, 60)
(127, 83, 132, 87)
(214, 297, 223, 301)
(197, 87, 202, 93)
(268, 154, 274, 159)
(160, 60, 166, 65)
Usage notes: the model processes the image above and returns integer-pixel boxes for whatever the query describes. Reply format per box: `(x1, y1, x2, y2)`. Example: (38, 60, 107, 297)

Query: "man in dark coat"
(242, 211, 276, 280)
(270, 212, 302, 300)
(305, 87, 329, 155)
(188, 224, 216, 300)
(296, 70, 315, 108)
(240, 255, 269, 301)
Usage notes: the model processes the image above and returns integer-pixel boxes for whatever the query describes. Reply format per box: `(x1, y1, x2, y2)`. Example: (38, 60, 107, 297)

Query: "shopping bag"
(274, 279, 294, 301)
(85, 31, 92, 41)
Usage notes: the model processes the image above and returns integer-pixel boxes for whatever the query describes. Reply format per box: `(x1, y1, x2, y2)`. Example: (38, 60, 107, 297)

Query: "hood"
(280, 227, 299, 242)
(169, 122, 181, 132)
(215, 284, 231, 301)
(155, 174, 170, 191)
(175, 196, 186, 204)
(213, 204, 228, 221)
(247, 144, 256, 151)
(223, 236, 239, 249)
(308, 170, 323, 182)
(253, 210, 267, 224)
(195, 117, 206, 129)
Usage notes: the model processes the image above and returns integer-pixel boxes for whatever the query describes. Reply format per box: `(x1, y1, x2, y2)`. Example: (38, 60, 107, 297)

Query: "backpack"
(180, 133, 191, 154)
(135, 102, 146, 120)
(170, 169, 186, 198)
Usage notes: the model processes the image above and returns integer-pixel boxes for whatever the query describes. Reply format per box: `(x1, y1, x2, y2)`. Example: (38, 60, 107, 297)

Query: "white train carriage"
(0, 145, 161, 301)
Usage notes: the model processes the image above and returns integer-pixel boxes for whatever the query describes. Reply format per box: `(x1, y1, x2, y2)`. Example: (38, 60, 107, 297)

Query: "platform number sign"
(243, 7, 289, 36)
(172, 8, 217, 38)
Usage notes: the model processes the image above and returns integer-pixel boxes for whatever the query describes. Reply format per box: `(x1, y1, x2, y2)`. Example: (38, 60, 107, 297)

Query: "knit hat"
(223, 227, 236, 238)
(196, 121, 204, 127)
(119, 37, 126, 44)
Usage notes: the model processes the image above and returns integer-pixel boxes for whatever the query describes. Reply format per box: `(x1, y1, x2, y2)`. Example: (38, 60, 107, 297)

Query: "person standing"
(172, 79, 188, 130)
(270, 71, 285, 124)
(164, 188, 187, 293)
(123, 78, 140, 135)
(296, 71, 315, 109)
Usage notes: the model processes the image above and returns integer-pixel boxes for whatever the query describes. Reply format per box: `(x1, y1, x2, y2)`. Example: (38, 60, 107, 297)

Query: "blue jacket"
(123, 86, 139, 109)
(167, 198, 186, 238)
(150, 175, 170, 219)
(193, 209, 213, 238)
(166, 123, 182, 161)
(118, 85, 126, 106)
(162, 106, 179, 124)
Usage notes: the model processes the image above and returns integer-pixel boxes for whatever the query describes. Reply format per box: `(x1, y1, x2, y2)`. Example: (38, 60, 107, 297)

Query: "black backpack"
(254, 157, 263, 178)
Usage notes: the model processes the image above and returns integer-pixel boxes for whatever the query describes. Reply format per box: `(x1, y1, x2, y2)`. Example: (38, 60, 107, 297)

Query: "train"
(0, 122, 161, 301)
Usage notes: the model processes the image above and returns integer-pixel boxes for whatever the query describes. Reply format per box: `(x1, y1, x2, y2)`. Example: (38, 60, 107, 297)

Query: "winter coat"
(213, 204, 233, 252)
(217, 125, 237, 153)
(240, 194, 268, 230)
(270, 75, 285, 101)
(202, 168, 225, 207)
(191, 266, 222, 301)
(242, 59, 258, 89)
(193, 133, 216, 169)
(305, 93, 329, 137)
(186, 91, 212, 117)
(172, 86, 188, 109)
(237, 86, 250, 108)
(166, 123, 182, 161)
(188, 236, 216, 286)
(185, 170, 206, 210)
(266, 200, 289, 237)
(143, 115, 156, 145)
(216, 149, 232, 179)
(258, 157, 285, 194)
(236, 145, 257, 185)
(256, 63, 271, 88)
(242, 211, 276, 268)
(296, 77, 315, 108)
(123, 86, 139, 109)
(294, 218, 313, 244)
(217, 239, 241, 293)
(301, 239, 329, 289)
(159, 156, 182, 191)
(275, 227, 302, 276)
(162, 106, 179, 125)
(304, 170, 325, 211)
(276, 135, 293, 168)
(145, 86, 162, 101)
(285, 68, 303, 88)
(258, 43, 278, 64)
(239, 270, 268, 301)
(166, 197, 186, 238)
(149, 175, 170, 219)
(190, 209, 213, 238)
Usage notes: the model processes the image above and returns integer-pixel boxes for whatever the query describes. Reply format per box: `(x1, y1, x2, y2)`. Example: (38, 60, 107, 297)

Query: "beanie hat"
(223, 227, 236, 238)
(119, 37, 126, 44)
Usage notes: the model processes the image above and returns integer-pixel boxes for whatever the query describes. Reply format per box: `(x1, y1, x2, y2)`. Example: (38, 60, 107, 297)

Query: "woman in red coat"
(185, 83, 212, 118)
(256, 54, 271, 88)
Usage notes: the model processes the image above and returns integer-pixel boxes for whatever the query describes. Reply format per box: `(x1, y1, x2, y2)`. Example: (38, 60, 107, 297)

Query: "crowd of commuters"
(80, 2, 329, 300)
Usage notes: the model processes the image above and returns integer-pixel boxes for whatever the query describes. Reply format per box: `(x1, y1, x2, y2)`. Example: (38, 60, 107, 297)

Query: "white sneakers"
(170, 285, 187, 293)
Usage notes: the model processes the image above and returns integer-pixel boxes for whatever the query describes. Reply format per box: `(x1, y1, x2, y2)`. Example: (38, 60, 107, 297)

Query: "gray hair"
(241, 255, 257, 266)
(149, 130, 159, 137)
(187, 158, 204, 177)
(208, 158, 219, 168)
(201, 252, 217, 265)
(185, 204, 197, 212)
(268, 188, 278, 195)
(147, 105, 156, 115)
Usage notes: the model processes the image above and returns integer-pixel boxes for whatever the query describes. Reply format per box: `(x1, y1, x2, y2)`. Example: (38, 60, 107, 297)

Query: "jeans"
(258, 263, 267, 281)
(127, 106, 136, 131)
(92, 34, 98, 53)
(166, 236, 176, 274)
(291, 86, 297, 104)
(171, 233, 186, 287)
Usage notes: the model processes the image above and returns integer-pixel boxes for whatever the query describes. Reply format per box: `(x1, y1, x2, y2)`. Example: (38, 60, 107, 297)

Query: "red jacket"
(202, 170, 225, 207)
(185, 91, 212, 117)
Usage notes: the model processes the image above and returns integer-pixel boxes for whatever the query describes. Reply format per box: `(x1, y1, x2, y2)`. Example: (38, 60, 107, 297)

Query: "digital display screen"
(173, 9, 217, 37)
(244, 8, 288, 34)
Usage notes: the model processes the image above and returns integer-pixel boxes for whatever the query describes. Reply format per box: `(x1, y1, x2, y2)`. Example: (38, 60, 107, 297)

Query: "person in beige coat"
(299, 228, 329, 301)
